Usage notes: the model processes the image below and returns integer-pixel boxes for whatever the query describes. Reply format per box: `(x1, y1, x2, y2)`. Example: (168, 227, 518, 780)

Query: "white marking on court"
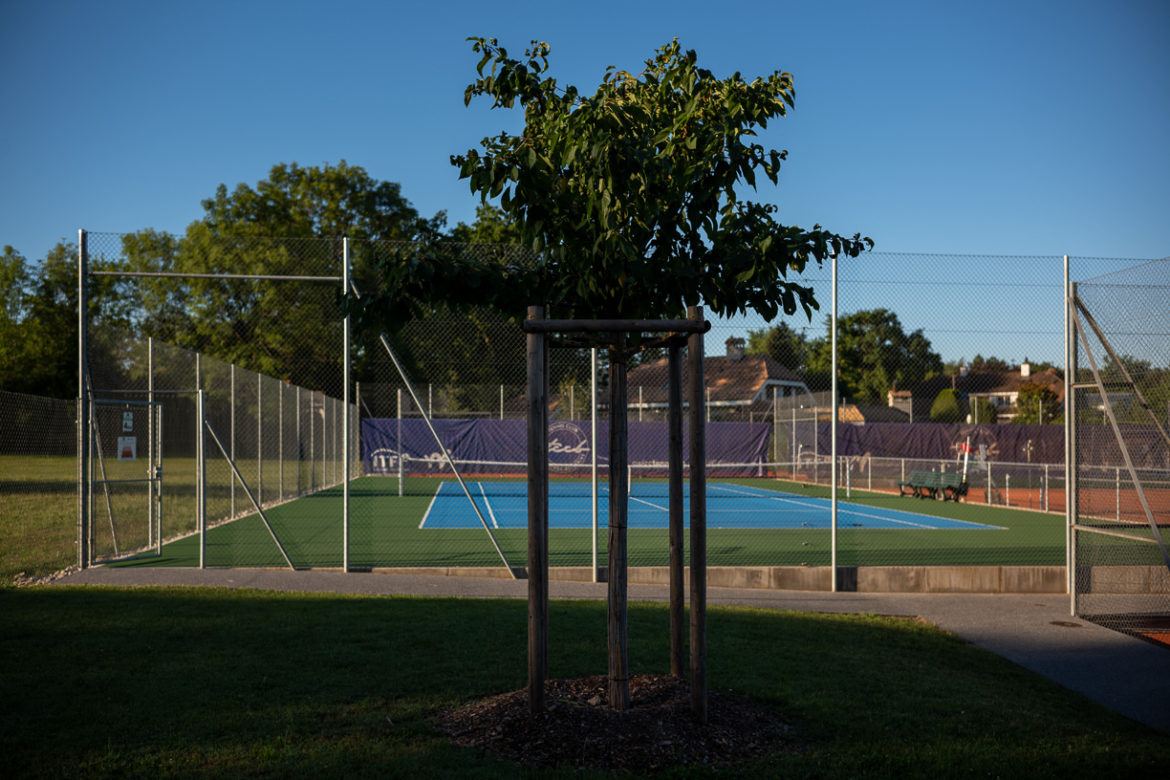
(418, 483, 444, 529)
(477, 482, 500, 529)
(707, 483, 1003, 530)
(630, 495, 669, 512)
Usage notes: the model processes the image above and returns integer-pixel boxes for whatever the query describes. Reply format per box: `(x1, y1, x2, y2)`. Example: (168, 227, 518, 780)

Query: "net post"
(668, 341, 685, 677)
(687, 305, 707, 723)
(526, 305, 549, 715)
(397, 389, 403, 497)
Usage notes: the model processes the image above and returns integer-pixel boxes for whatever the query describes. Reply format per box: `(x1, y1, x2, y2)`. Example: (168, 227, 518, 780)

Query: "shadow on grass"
(1, 588, 1167, 778)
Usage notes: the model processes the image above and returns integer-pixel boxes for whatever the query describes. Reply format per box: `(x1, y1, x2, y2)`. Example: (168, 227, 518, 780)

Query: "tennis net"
(392, 455, 796, 498)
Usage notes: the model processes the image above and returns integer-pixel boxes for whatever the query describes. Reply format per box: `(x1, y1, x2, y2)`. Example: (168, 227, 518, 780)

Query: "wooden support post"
(527, 305, 549, 715)
(608, 336, 630, 711)
(687, 305, 708, 723)
(668, 342, 685, 677)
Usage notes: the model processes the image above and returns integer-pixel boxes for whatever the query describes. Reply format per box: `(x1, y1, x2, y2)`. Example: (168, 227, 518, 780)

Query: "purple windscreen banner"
(361, 418, 772, 477)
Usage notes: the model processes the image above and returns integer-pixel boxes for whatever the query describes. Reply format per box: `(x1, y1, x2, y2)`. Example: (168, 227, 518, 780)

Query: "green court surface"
(106, 475, 1075, 571)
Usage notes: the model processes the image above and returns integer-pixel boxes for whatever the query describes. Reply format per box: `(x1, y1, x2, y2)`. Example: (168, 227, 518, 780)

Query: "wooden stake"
(607, 338, 630, 711)
(668, 342, 685, 676)
(527, 305, 548, 715)
(687, 305, 708, 723)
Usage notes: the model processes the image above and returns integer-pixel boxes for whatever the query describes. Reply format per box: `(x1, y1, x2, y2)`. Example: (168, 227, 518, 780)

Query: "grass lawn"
(1, 586, 1167, 778)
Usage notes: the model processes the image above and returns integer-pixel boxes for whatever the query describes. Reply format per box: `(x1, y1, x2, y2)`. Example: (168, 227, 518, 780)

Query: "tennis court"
(421, 479, 1007, 532)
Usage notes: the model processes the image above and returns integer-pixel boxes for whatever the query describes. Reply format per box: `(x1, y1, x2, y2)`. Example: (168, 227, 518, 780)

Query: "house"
(620, 337, 813, 421)
(911, 362, 1064, 422)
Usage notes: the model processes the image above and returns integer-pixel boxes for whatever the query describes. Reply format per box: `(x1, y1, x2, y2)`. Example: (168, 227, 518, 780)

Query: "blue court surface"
(419, 480, 1005, 531)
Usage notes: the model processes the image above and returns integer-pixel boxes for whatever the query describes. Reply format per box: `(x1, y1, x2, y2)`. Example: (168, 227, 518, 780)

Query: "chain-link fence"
(49, 233, 1165, 596)
(1069, 259, 1170, 639)
(0, 390, 77, 582)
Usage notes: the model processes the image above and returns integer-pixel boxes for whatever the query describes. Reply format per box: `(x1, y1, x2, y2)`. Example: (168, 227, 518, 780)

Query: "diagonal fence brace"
(204, 419, 296, 570)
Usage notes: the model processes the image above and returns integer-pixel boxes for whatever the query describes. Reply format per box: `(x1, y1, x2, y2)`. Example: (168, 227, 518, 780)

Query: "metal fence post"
(77, 229, 90, 569)
(197, 388, 206, 569)
(830, 251, 839, 591)
(343, 237, 351, 572)
(296, 386, 301, 496)
(148, 336, 155, 549)
(397, 388, 403, 497)
(230, 364, 236, 518)
(279, 380, 284, 501)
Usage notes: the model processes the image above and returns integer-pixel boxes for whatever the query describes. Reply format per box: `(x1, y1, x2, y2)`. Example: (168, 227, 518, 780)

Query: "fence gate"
(1068, 258, 1170, 642)
(87, 398, 163, 563)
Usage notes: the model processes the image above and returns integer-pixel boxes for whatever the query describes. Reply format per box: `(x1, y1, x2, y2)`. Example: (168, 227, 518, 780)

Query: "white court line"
(418, 483, 445, 529)
(630, 495, 669, 512)
(478, 482, 500, 529)
(708, 483, 1005, 530)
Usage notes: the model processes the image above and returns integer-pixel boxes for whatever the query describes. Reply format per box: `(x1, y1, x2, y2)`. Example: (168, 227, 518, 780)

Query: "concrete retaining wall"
(373, 565, 1073, 593)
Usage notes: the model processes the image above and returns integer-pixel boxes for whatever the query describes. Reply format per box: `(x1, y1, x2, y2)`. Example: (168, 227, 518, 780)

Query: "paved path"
(54, 567, 1170, 734)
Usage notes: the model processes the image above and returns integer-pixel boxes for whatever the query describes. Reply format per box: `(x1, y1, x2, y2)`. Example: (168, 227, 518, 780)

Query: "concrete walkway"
(54, 566, 1170, 734)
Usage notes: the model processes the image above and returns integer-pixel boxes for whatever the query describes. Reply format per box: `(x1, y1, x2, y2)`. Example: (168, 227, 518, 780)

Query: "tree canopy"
(748, 309, 942, 401)
(445, 38, 871, 323)
(1013, 382, 1059, 424)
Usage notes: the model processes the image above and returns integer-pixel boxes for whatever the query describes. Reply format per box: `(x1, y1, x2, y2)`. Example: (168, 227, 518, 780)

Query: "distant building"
(619, 337, 813, 421)
(911, 362, 1064, 422)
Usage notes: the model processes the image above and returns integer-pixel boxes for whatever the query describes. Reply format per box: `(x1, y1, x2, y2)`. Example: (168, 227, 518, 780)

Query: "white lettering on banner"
(548, 421, 590, 465)
(368, 447, 449, 473)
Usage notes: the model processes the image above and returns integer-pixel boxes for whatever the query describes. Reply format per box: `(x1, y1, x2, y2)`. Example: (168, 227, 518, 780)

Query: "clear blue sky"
(2, 0, 1167, 362)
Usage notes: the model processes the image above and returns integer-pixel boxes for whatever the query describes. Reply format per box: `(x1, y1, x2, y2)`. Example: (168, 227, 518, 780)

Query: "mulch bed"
(438, 673, 799, 775)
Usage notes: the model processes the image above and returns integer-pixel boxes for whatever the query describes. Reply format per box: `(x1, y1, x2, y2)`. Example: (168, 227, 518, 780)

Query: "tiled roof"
(914, 367, 1064, 400)
(626, 353, 806, 405)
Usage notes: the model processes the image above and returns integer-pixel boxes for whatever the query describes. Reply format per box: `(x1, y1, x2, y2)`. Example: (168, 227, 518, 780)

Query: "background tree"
(970, 396, 998, 424)
(0, 240, 129, 398)
(746, 322, 812, 374)
(1013, 382, 1059, 424)
(115, 161, 447, 392)
(450, 203, 523, 245)
(930, 388, 965, 423)
(805, 309, 941, 401)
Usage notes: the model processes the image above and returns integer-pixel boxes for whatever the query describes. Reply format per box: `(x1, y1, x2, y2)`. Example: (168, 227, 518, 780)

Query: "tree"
(930, 388, 965, 423)
(450, 203, 523, 245)
(435, 37, 871, 718)
(116, 162, 447, 392)
(199, 160, 438, 242)
(0, 246, 31, 322)
(1014, 382, 1059, 424)
(806, 309, 942, 402)
(0, 240, 130, 398)
(970, 396, 997, 424)
(449, 38, 870, 323)
(746, 322, 812, 374)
